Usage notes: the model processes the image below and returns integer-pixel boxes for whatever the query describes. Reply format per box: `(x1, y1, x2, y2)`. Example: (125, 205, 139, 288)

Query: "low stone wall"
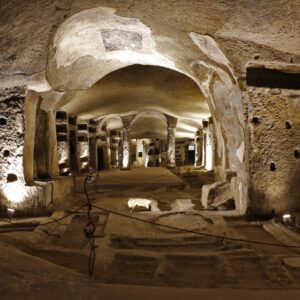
(0, 87, 71, 215)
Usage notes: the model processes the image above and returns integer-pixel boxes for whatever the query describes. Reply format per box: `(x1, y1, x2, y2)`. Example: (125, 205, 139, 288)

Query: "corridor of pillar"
(48, 111, 217, 178)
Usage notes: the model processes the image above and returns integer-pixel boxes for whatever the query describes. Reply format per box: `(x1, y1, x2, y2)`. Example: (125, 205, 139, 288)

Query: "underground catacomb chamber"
(0, 2, 300, 297)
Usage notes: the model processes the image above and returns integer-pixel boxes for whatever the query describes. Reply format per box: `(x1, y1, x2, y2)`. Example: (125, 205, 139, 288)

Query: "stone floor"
(1, 167, 300, 299)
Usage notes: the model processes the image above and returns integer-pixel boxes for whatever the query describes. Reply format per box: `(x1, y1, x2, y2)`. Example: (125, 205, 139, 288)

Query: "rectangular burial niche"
(69, 116, 77, 125)
(89, 126, 97, 133)
(78, 123, 88, 131)
(0, 117, 7, 125)
(57, 135, 68, 142)
(56, 111, 67, 120)
(56, 124, 68, 133)
(246, 67, 300, 89)
(270, 162, 276, 171)
(89, 119, 97, 125)
(77, 135, 88, 142)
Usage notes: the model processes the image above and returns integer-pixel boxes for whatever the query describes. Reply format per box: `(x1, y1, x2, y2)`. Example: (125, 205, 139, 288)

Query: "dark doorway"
(187, 144, 195, 164)
(97, 147, 105, 170)
(89, 138, 97, 169)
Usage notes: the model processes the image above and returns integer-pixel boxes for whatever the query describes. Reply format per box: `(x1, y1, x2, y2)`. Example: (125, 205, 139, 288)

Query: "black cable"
(2, 201, 300, 249)
(83, 175, 97, 277)
(0, 175, 97, 278)
(91, 204, 300, 250)
(0, 203, 88, 228)
(50, 181, 54, 204)
(38, 203, 88, 226)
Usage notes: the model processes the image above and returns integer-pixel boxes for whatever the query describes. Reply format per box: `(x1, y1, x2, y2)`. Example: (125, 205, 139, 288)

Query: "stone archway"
(23, 7, 248, 213)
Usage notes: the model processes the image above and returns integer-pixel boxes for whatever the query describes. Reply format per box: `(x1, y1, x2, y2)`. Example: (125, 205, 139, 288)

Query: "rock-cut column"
(120, 115, 135, 169)
(202, 118, 215, 171)
(194, 130, 203, 167)
(166, 116, 177, 168)
(167, 127, 176, 167)
(122, 126, 130, 169)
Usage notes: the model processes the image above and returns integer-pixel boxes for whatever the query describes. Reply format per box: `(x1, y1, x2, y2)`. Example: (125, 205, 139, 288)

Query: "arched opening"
(97, 116, 123, 169)
(22, 7, 248, 218)
(130, 112, 168, 167)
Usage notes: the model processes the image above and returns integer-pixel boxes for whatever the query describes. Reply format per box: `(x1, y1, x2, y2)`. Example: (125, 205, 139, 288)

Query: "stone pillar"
(121, 127, 130, 169)
(77, 120, 89, 173)
(106, 130, 112, 168)
(88, 119, 98, 170)
(167, 127, 176, 167)
(166, 116, 177, 168)
(120, 115, 135, 169)
(194, 130, 203, 167)
(121, 126, 130, 169)
(202, 118, 215, 171)
(24, 90, 39, 183)
(48, 110, 59, 177)
(201, 132, 206, 167)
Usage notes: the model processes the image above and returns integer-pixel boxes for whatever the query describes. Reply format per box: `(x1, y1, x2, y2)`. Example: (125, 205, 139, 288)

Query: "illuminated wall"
(122, 128, 130, 168)
(0, 89, 29, 205)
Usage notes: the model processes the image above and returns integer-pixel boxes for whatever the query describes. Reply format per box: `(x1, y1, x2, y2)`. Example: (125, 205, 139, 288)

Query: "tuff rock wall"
(0, 0, 299, 214)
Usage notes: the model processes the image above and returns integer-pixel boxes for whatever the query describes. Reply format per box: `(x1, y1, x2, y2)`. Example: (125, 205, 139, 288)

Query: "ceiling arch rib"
(59, 65, 210, 123)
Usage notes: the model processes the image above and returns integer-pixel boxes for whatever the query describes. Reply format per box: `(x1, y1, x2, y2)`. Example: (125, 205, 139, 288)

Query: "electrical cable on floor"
(0, 204, 88, 226)
(50, 181, 54, 204)
(1, 173, 300, 280)
(0, 175, 97, 277)
(83, 175, 97, 277)
(2, 201, 300, 250)
(91, 204, 300, 250)
(37, 203, 88, 226)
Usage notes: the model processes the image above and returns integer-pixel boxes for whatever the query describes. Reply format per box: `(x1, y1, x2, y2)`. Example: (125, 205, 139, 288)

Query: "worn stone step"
(55, 214, 100, 248)
(109, 235, 223, 251)
(103, 253, 159, 285)
(161, 254, 235, 288)
(262, 257, 294, 286)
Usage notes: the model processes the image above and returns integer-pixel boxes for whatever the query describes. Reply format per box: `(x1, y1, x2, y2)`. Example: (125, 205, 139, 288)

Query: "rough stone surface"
(247, 87, 300, 213)
(0, 89, 25, 191)
(201, 181, 234, 208)
(0, 0, 299, 214)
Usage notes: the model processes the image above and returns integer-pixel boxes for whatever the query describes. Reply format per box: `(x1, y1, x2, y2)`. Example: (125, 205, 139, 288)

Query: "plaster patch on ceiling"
(52, 7, 175, 70)
(101, 29, 142, 51)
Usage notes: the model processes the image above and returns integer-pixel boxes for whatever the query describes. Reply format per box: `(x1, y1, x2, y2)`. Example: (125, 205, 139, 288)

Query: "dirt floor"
(1, 168, 300, 299)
